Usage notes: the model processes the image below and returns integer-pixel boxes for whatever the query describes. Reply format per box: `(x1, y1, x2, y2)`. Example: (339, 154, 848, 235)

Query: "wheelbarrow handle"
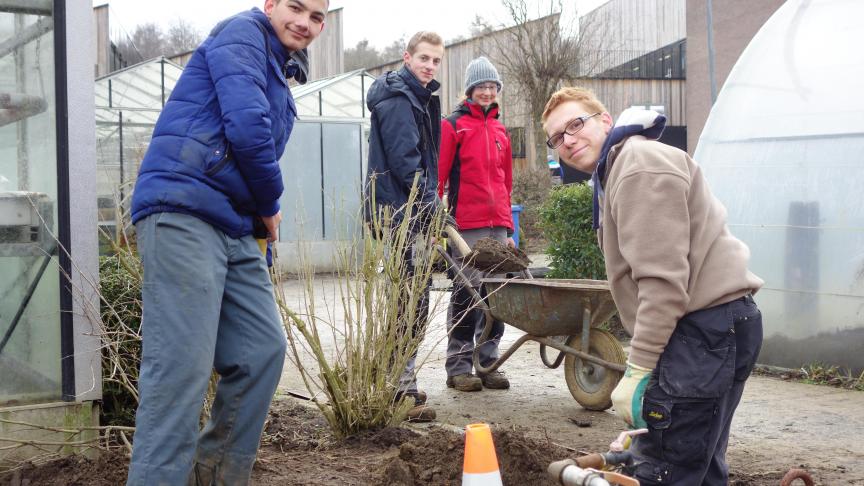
(444, 224, 472, 258)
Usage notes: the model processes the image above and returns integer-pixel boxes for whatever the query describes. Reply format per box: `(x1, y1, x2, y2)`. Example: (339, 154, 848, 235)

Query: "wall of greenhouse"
(275, 70, 374, 273)
(94, 57, 180, 247)
(94, 63, 374, 271)
(695, 0, 864, 374)
(1, 0, 101, 467)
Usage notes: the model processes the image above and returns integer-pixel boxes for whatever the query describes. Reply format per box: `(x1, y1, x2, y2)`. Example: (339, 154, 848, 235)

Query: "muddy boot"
(446, 373, 483, 392)
(406, 397, 436, 422)
(395, 390, 427, 405)
(478, 370, 510, 389)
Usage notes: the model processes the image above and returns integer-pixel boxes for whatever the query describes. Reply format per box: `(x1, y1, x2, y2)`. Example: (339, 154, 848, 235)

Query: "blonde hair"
(542, 87, 608, 125)
(406, 31, 443, 54)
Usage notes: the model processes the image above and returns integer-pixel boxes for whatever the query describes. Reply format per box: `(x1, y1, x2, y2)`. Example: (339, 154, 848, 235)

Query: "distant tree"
(344, 39, 386, 71)
(469, 14, 494, 37)
(477, 0, 603, 169)
(128, 22, 166, 60)
(166, 18, 202, 56)
(380, 37, 406, 64)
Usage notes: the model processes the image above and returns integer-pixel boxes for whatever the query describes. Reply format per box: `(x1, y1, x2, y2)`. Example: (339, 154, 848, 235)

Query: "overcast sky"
(96, 0, 611, 50)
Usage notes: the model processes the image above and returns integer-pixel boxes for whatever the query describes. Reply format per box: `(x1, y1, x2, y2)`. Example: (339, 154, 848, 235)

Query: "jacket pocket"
(658, 327, 735, 399)
(204, 143, 232, 176)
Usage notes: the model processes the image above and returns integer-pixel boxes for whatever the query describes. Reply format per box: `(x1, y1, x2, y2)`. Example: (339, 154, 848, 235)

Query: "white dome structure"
(695, 0, 864, 372)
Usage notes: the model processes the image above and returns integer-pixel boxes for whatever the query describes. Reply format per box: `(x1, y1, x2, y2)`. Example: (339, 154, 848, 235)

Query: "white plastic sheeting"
(695, 0, 864, 372)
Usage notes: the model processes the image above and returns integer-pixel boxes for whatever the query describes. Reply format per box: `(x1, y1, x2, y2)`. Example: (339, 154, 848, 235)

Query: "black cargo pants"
(631, 295, 763, 485)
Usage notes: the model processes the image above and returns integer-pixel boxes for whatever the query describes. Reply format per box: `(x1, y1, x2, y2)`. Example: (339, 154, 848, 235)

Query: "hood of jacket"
(367, 65, 441, 112)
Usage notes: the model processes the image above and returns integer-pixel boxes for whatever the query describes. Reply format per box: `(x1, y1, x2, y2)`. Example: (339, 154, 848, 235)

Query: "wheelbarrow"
(436, 229, 627, 411)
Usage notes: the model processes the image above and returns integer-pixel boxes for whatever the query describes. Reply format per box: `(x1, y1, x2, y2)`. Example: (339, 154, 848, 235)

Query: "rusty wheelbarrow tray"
(437, 242, 627, 410)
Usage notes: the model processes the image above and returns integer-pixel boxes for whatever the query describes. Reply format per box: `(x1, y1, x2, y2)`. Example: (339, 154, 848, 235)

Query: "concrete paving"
(277, 275, 864, 484)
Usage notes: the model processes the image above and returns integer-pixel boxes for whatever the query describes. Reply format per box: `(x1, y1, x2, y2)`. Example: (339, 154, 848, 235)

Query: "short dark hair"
(406, 31, 443, 54)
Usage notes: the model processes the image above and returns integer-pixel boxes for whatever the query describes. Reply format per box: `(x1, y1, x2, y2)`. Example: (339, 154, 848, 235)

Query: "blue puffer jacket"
(365, 66, 442, 225)
(131, 8, 296, 238)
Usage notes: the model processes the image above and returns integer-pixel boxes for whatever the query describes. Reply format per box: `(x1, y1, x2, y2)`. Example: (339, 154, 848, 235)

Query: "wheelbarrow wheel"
(564, 329, 626, 411)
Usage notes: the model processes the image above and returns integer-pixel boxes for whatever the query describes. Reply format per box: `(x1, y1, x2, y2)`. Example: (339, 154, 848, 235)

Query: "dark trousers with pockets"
(631, 295, 763, 485)
(395, 238, 431, 396)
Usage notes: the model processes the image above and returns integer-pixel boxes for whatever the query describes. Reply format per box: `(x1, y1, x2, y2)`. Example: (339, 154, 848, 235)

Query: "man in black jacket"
(365, 31, 444, 422)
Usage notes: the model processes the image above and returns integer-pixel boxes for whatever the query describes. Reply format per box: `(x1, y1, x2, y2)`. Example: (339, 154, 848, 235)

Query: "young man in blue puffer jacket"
(127, 1, 326, 484)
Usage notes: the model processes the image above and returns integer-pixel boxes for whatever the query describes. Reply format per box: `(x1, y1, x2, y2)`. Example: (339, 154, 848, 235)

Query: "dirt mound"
(381, 427, 569, 485)
(1, 450, 129, 486)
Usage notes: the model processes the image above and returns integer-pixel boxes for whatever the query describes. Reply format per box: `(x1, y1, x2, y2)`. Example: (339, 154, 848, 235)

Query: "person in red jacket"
(439, 56, 514, 391)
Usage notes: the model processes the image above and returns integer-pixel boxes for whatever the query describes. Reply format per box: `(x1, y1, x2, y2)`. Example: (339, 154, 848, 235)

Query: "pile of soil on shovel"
(468, 237, 532, 273)
(0, 401, 571, 486)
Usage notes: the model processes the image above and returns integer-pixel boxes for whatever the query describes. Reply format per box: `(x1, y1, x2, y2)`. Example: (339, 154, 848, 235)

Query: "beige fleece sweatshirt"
(598, 135, 763, 369)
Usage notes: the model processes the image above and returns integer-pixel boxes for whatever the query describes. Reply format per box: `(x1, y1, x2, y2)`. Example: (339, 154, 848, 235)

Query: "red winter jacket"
(438, 100, 514, 233)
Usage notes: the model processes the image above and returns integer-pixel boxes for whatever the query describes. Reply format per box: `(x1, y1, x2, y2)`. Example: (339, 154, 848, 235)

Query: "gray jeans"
(127, 212, 286, 486)
(446, 227, 507, 376)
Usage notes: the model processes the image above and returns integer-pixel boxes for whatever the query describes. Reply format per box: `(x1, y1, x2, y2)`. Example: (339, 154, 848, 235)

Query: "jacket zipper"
(483, 110, 495, 227)
(204, 146, 232, 176)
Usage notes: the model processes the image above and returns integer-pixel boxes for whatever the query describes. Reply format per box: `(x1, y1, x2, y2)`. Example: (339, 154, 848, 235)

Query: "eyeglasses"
(473, 83, 498, 92)
(546, 113, 601, 149)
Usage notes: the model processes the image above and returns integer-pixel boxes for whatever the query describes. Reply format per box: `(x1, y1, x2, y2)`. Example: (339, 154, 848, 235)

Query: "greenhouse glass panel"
(321, 75, 363, 118)
(695, 0, 864, 373)
(94, 58, 182, 242)
(0, 4, 62, 405)
(279, 122, 324, 240)
(291, 70, 373, 119)
(322, 123, 363, 241)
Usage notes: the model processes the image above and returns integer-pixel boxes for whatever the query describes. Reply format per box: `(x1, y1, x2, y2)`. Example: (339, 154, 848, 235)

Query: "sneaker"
(446, 373, 483, 392)
(406, 403, 436, 422)
(478, 370, 510, 389)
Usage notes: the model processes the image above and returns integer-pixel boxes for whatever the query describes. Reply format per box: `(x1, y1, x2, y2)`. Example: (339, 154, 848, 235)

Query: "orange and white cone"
(462, 423, 503, 486)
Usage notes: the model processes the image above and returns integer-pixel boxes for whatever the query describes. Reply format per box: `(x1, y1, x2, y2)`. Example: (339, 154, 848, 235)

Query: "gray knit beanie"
(464, 56, 502, 96)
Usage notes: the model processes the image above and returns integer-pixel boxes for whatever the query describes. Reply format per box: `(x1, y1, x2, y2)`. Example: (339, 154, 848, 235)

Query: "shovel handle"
(444, 224, 472, 258)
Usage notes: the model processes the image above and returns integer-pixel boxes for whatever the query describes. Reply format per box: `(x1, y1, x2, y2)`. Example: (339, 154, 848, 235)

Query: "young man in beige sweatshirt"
(542, 87, 764, 485)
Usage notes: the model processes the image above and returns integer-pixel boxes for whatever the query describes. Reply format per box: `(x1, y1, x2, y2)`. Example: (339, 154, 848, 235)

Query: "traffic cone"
(462, 423, 503, 486)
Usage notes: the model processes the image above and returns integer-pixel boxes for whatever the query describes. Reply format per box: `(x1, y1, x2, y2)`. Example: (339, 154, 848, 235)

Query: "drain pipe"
(548, 460, 611, 486)
(548, 459, 640, 486)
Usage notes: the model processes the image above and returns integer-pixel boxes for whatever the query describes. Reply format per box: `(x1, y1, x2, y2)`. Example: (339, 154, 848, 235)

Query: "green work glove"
(611, 362, 653, 429)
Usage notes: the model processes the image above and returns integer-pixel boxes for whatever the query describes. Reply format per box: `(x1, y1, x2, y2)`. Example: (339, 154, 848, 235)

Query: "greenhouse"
(695, 0, 864, 373)
(94, 56, 182, 236)
(95, 62, 375, 270)
(276, 69, 375, 272)
(1, 1, 100, 467)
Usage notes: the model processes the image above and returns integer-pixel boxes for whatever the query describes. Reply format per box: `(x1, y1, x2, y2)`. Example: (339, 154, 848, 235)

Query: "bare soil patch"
(0, 401, 572, 486)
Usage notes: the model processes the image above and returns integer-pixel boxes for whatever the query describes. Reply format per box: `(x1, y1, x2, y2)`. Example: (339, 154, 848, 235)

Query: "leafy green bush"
(511, 167, 552, 250)
(538, 183, 606, 280)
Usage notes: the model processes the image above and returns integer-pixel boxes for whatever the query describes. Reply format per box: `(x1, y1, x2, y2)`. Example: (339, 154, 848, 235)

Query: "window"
(0, 4, 62, 405)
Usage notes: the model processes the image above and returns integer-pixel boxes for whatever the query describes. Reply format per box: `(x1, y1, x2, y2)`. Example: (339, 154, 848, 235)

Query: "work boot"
(478, 370, 510, 389)
(446, 373, 483, 392)
(395, 390, 427, 405)
(406, 403, 437, 422)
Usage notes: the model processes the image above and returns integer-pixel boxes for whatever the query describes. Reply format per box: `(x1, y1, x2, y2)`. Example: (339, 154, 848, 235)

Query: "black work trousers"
(631, 295, 763, 485)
